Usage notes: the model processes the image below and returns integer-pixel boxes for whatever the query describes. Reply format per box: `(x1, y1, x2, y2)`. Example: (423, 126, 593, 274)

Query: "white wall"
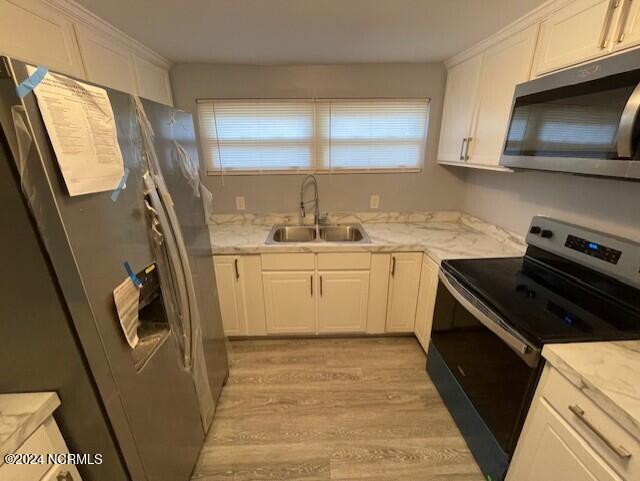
(461, 169, 640, 240)
(170, 62, 466, 214)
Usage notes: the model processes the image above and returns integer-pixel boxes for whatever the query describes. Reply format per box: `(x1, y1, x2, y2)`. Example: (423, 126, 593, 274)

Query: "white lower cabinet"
(263, 271, 315, 334)
(507, 364, 637, 480)
(386, 253, 423, 332)
(317, 271, 369, 333)
(414, 254, 439, 353)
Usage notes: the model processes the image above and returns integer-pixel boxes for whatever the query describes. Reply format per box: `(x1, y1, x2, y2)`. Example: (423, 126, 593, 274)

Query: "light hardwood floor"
(192, 337, 483, 481)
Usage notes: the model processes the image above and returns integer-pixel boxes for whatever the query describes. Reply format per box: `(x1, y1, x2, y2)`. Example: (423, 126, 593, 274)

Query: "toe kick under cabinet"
(213, 251, 436, 339)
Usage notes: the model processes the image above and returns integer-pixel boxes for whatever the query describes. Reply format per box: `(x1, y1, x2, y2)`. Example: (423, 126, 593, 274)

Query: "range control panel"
(565, 235, 622, 264)
(526, 216, 640, 289)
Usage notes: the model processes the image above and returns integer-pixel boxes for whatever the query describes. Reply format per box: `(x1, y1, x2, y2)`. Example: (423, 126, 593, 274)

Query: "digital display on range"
(565, 235, 622, 264)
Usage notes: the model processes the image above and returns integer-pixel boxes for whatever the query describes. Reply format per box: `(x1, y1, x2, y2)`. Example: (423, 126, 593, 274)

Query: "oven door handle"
(439, 270, 541, 368)
(616, 80, 640, 158)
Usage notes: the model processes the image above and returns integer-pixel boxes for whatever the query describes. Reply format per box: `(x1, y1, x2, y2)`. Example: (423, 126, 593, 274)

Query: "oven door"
(500, 48, 640, 180)
(427, 269, 542, 481)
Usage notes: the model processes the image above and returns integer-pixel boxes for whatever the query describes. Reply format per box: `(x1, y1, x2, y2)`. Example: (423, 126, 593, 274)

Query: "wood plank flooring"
(191, 337, 483, 481)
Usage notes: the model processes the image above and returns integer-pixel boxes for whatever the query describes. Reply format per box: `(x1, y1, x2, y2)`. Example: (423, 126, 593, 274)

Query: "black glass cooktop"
(441, 247, 640, 347)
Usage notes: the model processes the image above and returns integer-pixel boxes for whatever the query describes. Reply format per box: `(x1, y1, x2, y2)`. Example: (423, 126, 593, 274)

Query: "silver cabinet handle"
(615, 0, 632, 44)
(459, 138, 467, 161)
(234, 258, 240, 280)
(391, 256, 396, 276)
(310, 275, 313, 296)
(464, 137, 472, 161)
(569, 404, 632, 459)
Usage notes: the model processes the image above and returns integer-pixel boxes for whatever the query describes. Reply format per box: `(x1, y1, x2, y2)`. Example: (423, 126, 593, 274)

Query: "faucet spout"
(300, 174, 320, 226)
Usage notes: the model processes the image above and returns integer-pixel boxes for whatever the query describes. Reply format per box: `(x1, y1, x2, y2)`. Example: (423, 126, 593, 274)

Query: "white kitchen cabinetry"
(466, 25, 538, 166)
(214, 255, 266, 336)
(75, 24, 139, 95)
(414, 255, 439, 353)
(507, 365, 638, 480)
(439, 26, 537, 170)
(0, 0, 172, 104)
(437, 54, 483, 164)
(0, 0, 86, 78)
(317, 271, 369, 333)
(613, 0, 640, 51)
(386, 253, 423, 332)
(533, 0, 625, 76)
(263, 271, 316, 334)
(213, 256, 247, 336)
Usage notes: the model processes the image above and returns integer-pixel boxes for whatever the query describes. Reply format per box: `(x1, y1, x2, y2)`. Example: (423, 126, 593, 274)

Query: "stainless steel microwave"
(500, 49, 640, 180)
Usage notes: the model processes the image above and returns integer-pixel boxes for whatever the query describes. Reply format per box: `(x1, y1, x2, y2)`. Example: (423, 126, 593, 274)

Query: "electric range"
(426, 216, 640, 481)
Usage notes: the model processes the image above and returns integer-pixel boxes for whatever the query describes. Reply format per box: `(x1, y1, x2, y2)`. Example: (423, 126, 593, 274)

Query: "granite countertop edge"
(542, 341, 640, 443)
(0, 392, 60, 462)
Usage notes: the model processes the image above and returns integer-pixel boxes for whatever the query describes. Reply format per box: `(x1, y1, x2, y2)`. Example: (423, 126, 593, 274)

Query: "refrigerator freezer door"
(140, 98, 229, 428)
(2, 58, 205, 481)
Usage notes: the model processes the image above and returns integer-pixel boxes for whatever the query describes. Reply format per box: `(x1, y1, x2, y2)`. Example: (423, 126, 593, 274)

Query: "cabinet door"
(414, 255, 439, 353)
(133, 55, 173, 106)
(318, 271, 369, 333)
(613, 0, 640, 51)
(386, 253, 422, 332)
(75, 24, 138, 94)
(533, 0, 619, 76)
(0, 0, 85, 77)
(467, 25, 538, 166)
(437, 54, 483, 163)
(263, 271, 315, 334)
(213, 256, 246, 336)
(506, 397, 621, 481)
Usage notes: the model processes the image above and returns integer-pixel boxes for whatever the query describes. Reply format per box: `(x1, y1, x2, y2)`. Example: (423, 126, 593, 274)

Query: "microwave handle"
(616, 81, 640, 158)
(438, 269, 540, 368)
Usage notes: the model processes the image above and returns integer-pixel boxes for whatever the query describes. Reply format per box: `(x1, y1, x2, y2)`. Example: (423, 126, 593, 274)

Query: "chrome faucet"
(300, 174, 321, 227)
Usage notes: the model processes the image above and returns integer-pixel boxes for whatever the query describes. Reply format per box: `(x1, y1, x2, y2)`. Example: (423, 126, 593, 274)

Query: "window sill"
(206, 168, 422, 176)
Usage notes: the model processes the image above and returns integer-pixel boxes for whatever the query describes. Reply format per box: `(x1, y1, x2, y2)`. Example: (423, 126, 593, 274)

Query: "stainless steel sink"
(266, 224, 369, 244)
(269, 225, 317, 243)
(320, 225, 365, 242)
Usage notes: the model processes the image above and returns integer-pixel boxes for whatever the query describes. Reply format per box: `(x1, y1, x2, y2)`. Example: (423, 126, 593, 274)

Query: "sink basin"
(269, 225, 317, 243)
(320, 225, 365, 242)
(266, 224, 369, 244)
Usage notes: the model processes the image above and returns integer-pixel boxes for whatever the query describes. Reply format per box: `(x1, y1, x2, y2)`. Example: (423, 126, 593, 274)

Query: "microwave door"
(616, 81, 640, 159)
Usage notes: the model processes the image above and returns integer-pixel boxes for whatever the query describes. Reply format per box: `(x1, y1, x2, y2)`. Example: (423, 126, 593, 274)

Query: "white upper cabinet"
(533, 0, 622, 76)
(0, 0, 172, 104)
(0, 0, 85, 77)
(437, 53, 483, 163)
(75, 24, 138, 94)
(467, 25, 539, 166)
(613, 0, 640, 51)
(133, 55, 173, 106)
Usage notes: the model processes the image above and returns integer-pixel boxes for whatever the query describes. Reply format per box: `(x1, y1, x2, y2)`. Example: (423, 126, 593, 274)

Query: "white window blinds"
(197, 98, 430, 174)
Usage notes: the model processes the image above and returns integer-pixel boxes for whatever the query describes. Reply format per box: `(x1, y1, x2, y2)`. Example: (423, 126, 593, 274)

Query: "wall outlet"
(235, 196, 246, 211)
(370, 194, 380, 209)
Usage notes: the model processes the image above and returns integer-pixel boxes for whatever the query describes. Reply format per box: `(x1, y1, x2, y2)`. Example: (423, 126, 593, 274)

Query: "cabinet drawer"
(262, 253, 315, 270)
(317, 253, 371, 270)
(543, 366, 639, 479)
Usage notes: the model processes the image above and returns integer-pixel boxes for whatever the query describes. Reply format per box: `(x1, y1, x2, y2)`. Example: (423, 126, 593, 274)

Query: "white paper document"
(27, 66, 125, 196)
(113, 277, 141, 349)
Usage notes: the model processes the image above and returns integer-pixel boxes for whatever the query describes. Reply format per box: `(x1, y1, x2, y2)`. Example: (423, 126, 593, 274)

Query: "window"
(197, 98, 430, 174)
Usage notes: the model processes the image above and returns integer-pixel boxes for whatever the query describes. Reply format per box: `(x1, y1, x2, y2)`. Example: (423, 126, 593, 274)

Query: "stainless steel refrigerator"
(0, 56, 228, 481)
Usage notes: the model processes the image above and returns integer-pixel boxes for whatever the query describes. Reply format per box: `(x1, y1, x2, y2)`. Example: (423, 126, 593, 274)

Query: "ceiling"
(75, 0, 548, 64)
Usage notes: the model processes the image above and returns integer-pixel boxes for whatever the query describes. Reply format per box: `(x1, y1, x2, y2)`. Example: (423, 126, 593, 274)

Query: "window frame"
(196, 97, 430, 176)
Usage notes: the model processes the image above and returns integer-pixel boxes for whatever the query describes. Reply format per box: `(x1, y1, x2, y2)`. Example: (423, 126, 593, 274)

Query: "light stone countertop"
(543, 341, 640, 442)
(0, 392, 60, 462)
(208, 211, 526, 263)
